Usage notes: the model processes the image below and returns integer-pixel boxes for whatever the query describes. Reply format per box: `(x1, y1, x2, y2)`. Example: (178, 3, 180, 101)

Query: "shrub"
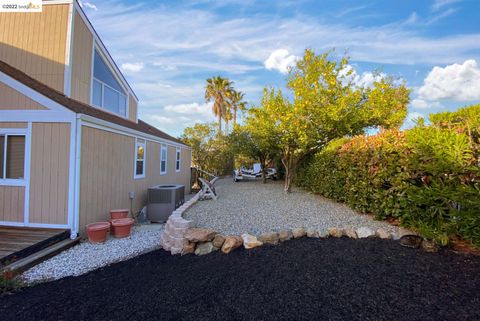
(297, 105, 480, 246)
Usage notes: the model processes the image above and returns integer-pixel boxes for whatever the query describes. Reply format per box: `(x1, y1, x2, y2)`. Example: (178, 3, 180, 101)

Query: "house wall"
(70, 11, 93, 104)
(0, 186, 25, 223)
(28, 123, 70, 225)
(0, 4, 70, 92)
(128, 95, 138, 123)
(0, 122, 27, 128)
(79, 126, 191, 234)
(0, 83, 48, 110)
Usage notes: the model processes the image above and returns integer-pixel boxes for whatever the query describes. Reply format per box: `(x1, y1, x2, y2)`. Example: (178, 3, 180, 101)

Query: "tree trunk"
(281, 153, 296, 193)
(225, 119, 229, 135)
(260, 155, 267, 184)
(218, 115, 222, 135)
(233, 107, 237, 127)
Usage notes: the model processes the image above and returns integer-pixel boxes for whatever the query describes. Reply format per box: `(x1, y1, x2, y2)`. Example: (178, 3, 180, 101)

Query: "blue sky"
(79, 0, 480, 136)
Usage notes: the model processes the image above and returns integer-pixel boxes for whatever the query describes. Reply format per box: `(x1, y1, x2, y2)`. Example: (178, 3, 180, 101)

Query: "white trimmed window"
(160, 144, 167, 175)
(92, 49, 127, 117)
(134, 139, 146, 179)
(175, 148, 181, 172)
(0, 134, 25, 180)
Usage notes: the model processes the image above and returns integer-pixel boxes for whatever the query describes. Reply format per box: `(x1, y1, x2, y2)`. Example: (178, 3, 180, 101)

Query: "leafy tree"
(249, 49, 410, 193)
(227, 90, 247, 127)
(230, 120, 279, 183)
(205, 76, 233, 135)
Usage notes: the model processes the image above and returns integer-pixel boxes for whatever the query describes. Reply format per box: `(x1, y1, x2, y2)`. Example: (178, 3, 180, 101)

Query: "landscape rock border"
(159, 189, 437, 256)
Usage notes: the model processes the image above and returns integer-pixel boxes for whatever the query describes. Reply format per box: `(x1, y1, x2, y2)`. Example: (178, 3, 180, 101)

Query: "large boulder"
(318, 228, 329, 238)
(182, 242, 196, 255)
(356, 227, 375, 238)
(292, 228, 306, 239)
(212, 234, 226, 248)
(376, 228, 391, 239)
(399, 235, 422, 249)
(242, 234, 263, 249)
(306, 230, 320, 238)
(344, 228, 358, 239)
(184, 228, 217, 243)
(278, 230, 293, 242)
(221, 236, 243, 254)
(194, 242, 218, 255)
(421, 239, 439, 253)
(258, 232, 280, 245)
(328, 227, 344, 238)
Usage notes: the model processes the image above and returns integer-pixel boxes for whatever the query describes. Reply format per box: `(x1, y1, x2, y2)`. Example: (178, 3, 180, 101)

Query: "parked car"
(233, 163, 277, 182)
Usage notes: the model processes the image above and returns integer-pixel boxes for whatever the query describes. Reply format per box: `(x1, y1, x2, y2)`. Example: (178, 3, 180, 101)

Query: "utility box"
(147, 184, 185, 222)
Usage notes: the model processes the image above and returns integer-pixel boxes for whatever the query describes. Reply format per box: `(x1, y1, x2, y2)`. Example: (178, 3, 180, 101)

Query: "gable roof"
(0, 60, 187, 146)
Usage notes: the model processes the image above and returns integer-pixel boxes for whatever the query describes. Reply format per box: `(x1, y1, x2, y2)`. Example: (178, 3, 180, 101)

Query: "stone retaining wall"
(159, 193, 200, 254)
(161, 194, 437, 255)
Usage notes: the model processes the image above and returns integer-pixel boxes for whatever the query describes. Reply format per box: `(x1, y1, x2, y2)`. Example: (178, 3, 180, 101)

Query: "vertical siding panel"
(0, 187, 4, 221)
(4, 188, 12, 221)
(0, 83, 48, 110)
(29, 123, 69, 225)
(0, 4, 69, 92)
(70, 12, 93, 104)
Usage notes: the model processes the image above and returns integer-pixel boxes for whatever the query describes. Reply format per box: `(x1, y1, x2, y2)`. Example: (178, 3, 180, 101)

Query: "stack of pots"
(86, 209, 135, 243)
(109, 209, 134, 238)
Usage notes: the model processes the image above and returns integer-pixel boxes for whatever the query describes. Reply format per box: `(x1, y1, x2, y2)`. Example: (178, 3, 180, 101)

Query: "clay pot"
(111, 218, 134, 238)
(110, 209, 129, 220)
(86, 222, 110, 243)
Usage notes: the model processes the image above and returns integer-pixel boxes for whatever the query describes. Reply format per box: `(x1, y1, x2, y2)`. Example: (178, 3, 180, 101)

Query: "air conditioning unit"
(147, 184, 185, 222)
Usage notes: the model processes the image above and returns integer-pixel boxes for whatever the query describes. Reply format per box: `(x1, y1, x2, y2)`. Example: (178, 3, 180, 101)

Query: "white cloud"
(121, 62, 144, 72)
(79, 1, 98, 11)
(164, 102, 213, 116)
(148, 115, 176, 125)
(410, 98, 443, 109)
(418, 59, 480, 101)
(339, 65, 385, 88)
(426, 7, 457, 25)
(264, 49, 298, 74)
(432, 0, 461, 11)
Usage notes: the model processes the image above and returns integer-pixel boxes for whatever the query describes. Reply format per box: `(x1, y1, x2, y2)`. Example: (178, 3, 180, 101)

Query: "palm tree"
(205, 76, 232, 135)
(228, 90, 247, 127)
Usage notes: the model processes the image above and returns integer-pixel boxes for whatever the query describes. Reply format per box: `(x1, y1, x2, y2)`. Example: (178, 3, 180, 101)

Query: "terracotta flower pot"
(86, 222, 110, 243)
(110, 209, 129, 220)
(111, 218, 134, 238)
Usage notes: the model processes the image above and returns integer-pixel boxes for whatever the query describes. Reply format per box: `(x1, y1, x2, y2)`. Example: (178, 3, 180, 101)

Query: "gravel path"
(21, 224, 164, 284)
(185, 178, 403, 236)
(2, 238, 479, 321)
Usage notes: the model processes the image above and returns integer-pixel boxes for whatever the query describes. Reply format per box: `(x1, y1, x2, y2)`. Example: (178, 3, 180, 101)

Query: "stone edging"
(179, 226, 439, 256)
(159, 192, 201, 254)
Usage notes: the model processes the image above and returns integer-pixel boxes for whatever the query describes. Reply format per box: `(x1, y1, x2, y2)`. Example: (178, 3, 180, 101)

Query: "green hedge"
(297, 105, 480, 246)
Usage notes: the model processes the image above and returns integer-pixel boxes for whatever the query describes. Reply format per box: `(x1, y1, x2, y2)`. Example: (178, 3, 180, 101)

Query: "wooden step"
(2, 237, 80, 279)
(0, 229, 70, 267)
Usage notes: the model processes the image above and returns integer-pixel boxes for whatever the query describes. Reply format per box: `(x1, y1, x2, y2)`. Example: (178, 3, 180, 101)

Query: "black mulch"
(1, 238, 479, 321)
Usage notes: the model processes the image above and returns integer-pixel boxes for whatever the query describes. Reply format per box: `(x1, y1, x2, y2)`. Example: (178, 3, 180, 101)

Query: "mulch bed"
(1, 238, 479, 321)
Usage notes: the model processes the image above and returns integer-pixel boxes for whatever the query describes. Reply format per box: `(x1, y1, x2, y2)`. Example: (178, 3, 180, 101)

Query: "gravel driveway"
(184, 178, 402, 236)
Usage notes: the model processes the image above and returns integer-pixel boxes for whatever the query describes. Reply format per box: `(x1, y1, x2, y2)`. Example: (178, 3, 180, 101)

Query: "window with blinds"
(0, 135, 25, 179)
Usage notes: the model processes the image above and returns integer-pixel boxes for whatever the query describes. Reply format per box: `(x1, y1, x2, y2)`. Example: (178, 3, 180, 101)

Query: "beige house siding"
(0, 4, 70, 92)
(0, 186, 25, 223)
(0, 122, 28, 128)
(79, 126, 191, 234)
(29, 123, 70, 225)
(70, 12, 93, 104)
(128, 95, 138, 122)
(0, 83, 48, 110)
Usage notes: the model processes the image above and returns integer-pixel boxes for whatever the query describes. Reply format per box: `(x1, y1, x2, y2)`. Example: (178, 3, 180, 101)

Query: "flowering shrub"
(297, 105, 480, 246)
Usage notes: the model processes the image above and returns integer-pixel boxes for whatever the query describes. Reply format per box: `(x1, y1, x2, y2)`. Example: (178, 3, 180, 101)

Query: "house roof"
(0, 60, 186, 146)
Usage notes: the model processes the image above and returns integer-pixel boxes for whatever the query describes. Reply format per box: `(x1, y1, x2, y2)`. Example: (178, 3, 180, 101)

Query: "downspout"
(71, 114, 82, 239)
